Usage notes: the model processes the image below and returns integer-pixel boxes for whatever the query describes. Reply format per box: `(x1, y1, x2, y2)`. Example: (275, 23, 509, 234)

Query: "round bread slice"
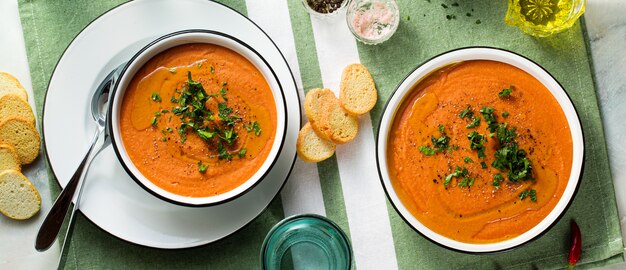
(0, 94, 35, 125)
(0, 72, 28, 102)
(0, 117, 40, 164)
(339, 64, 377, 115)
(0, 144, 21, 171)
(296, 123, 336, 162)
(304, 88, 335, 140)
(0, 170, 41, 220)
(327, 105, 359, 144)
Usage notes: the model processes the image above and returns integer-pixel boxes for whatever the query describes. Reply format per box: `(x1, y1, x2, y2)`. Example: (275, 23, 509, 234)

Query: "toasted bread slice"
(0, 170, 41, 220)
(327, 104, 359, 144)
(0, 144, 21, 172)
(305, 88, 334, 140)
(0, 117, 40, 164)
(0, 94, 35, 125)
(0, 72, 28, 102)
(339, 64, 377, 115)
(304, 88, 359, 144)
(297, 123, 336, 162)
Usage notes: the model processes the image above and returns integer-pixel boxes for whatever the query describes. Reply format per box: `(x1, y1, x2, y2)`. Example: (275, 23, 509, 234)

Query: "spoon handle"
(35, 128, 101, 251)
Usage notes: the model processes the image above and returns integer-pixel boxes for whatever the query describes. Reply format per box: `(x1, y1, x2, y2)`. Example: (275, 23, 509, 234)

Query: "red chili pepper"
(567, 220, 582, 270)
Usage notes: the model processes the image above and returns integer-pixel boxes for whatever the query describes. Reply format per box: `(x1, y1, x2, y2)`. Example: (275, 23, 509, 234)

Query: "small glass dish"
(504, 0, 586, 37)
(346, 0, 400, 45)
(261, 214, 352, 270)
(301, 0, 348, 18)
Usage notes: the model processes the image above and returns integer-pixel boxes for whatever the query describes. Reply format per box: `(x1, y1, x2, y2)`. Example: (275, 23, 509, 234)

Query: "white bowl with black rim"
(108, 30, 287, 207)
(375, 47, 584, 253)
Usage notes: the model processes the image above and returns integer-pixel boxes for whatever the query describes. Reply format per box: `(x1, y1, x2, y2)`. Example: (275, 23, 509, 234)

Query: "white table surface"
(0, 0, 624, 269)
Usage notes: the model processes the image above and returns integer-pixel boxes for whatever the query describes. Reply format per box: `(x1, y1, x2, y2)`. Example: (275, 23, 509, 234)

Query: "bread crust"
(0, 72, 28, 102)
(296, 123, 336, 162)
(0, 169, 41, 220)
(0, 116, 40, 164)
(339, 64, 377, 115)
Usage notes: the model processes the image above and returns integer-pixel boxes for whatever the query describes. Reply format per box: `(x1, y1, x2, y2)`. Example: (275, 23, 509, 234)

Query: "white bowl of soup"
(109, 30, 287, 207)
(376, 47, 584, 253)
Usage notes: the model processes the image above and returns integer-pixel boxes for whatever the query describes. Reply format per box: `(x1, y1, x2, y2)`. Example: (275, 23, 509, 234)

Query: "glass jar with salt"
(346, 0, 400, 45)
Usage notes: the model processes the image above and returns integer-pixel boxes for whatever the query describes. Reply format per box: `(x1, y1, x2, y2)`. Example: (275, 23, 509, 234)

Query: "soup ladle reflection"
(35, 67, 120, 252)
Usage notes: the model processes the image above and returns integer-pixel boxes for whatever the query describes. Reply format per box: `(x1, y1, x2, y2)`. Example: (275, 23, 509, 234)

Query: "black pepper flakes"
(306, 0, 344, 14)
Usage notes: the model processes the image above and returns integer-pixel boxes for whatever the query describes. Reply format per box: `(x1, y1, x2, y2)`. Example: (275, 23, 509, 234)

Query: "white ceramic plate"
(376, 47, 584, 253)
(43, 0, 300, 249)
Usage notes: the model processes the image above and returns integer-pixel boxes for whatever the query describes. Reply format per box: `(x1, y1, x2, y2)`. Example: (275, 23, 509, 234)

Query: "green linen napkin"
(18, 0, 623, 269)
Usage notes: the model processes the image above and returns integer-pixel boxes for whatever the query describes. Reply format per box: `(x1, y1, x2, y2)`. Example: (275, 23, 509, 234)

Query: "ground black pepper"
(306, 0, 344, 14)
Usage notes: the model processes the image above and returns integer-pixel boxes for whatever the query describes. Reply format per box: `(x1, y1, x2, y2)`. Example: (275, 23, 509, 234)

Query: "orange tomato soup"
(120, 43, 276, 197)
(387, 60, 572, 243)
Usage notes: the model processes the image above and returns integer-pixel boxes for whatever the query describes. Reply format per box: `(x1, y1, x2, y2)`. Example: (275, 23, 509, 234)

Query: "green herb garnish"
(519, 189, 536, 201)
(480, 107, 498, 132)
(151, 92, 161, 102)
(238, 148, 247, 158)
(151, 117, 157, 127)
(499, 85, 513, 98)
(463, 157, 474, 163)
(493, 173, 504, 187)
(502, 111, 510, 118)
(217, 143, 232, 161)
(419, 146, 435, 156)
(481, 161, 488, 169)
(444, 166, 469, 187)
(467, 131, 486, 158)
(197, 161, 208, 173)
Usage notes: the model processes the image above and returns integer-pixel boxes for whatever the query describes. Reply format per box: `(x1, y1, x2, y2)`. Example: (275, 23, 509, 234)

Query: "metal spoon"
(35, 67, 119, 252)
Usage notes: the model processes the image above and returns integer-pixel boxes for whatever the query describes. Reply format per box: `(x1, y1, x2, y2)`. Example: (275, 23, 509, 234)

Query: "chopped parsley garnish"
(151, 117, 157, 127)
(197, 161, 208, 173)
(499, 85, 513, 98)
(217, 143, 232, 161)
(220, 87, 228, 101)
(491, 141, 532, 182)
(210, 66, 215, 73)
(151, 92, 161, 102)
(502, 111, 510, 118)
(467, 131, 486, 158)
(459, 106, 473, 119)
(481, 161, 488, 169)
(420, 125, 451, 156)
(463, 157, 474, 163)
(480, 107, 498, 132)
(156, 71, 259, 161)
(444, 166, 469, 187)
(245, 121, 261, 136)
(460, 106, 480, 129)
(419, 146, 435, 156)
(466, 116, 480, 128)
(169, 68, 177, 73)
(493, 173, 504, 187)
(238, 148, 247, 158)
(519, 189, 537, 202)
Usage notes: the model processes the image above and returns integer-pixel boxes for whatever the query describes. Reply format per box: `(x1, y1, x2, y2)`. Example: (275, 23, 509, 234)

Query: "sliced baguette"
(339, 64, 377, 115)
(0, 117, 40, 164)
(304, 88, 334, 140)
(327, 104, 359, 144)
(0, 94, 35, 125)
(304, 88, 359, 144)
(0, 170, 41, 220)
(296, 123, 336, 162)
(0, 144, 21, 171)
(0, 72, 28, 102)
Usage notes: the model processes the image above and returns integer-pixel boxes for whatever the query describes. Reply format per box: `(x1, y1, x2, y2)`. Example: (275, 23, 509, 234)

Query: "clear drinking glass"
(261, 214, 352, 270)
